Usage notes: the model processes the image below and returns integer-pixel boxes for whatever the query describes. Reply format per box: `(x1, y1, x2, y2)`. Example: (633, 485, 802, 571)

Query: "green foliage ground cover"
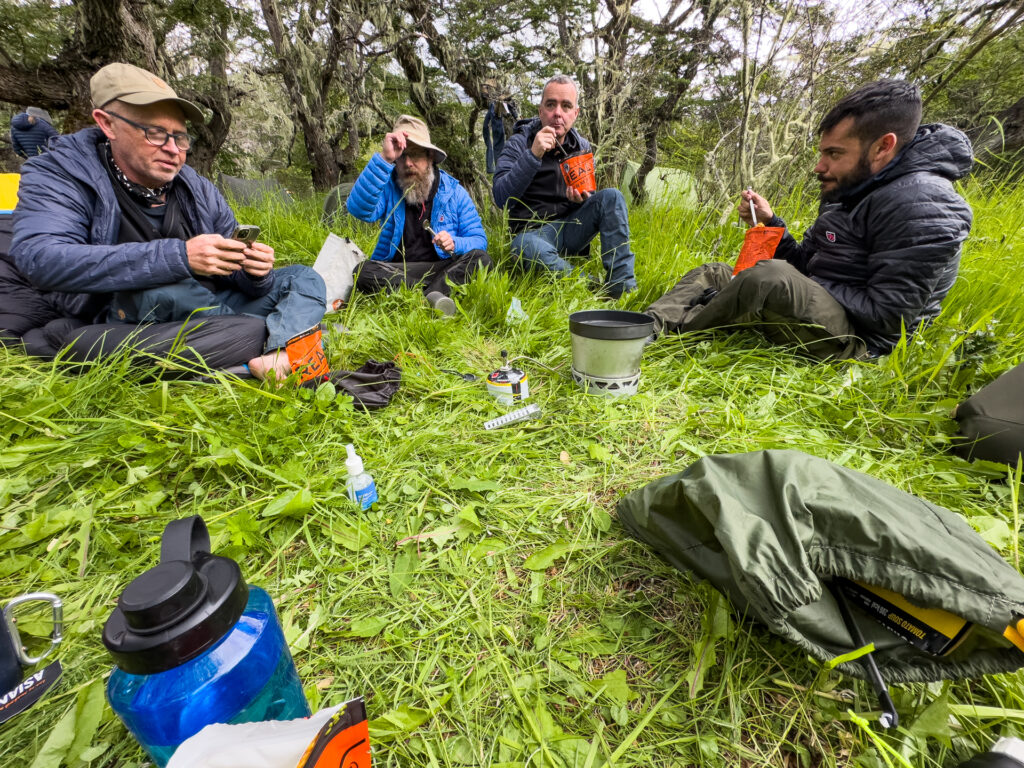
(1, 182, 1023, 767)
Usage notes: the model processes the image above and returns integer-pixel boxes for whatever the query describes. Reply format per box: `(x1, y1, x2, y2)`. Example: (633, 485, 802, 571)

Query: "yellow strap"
(1004, 624, 1024, 653)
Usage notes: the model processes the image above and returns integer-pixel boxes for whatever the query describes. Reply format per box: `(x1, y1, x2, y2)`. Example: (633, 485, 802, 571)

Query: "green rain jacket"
(616, 449, 1024, 683)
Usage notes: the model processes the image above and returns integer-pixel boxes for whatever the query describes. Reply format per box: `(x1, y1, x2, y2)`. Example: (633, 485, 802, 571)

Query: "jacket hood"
(511, 117, 586, 155)
(11, 113, 33, 130)
(887, 123, 974, 182)
(512, 117, 539, 136)
(437, 168, 461, 196)
(838, 123, 973, 207)
(29, 127, 113, 190)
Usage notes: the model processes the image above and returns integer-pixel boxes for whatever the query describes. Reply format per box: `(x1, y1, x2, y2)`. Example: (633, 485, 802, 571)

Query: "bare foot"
(248, 350, 292, 383)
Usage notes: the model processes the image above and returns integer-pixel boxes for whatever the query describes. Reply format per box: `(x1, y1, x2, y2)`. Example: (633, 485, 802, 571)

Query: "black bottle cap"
(102, 516, 249, 675)
(958, 740, 1024, 768)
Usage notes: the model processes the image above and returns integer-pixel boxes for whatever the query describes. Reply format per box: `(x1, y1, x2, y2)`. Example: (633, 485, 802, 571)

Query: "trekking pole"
(830, 581, 899, 729)
(747, 186, 758, 227)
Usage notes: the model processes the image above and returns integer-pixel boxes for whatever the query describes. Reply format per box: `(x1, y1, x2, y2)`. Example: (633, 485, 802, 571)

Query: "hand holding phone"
(229, 225, 273, 277)
(240, 241, 275, 278)
(231, 225, 261, 247)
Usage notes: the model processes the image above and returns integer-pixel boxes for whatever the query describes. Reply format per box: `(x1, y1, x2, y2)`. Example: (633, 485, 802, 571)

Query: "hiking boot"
(605, 281, 637, 300)
(426, 291, 456, 317)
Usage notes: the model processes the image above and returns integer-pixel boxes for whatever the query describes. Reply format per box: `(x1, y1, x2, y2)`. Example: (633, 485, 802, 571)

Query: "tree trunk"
(259, 0, 341, 191)
(629, 129, 659, 205)
(972, 94, 1024, 154)
(0, 64, 89, 123)
(181, 16, 233, 177)
(1000, 95, 1024, 152)
(392, 0, 488, 200)
(1, 1, 164, 131)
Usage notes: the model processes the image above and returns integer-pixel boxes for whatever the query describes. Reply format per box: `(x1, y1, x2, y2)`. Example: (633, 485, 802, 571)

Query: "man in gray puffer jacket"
(646, 80, 973, 359)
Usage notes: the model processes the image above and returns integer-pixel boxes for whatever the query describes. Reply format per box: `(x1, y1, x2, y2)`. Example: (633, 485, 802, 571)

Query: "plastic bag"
(733, 224, 784, 275)
(166, 698, 370, 768)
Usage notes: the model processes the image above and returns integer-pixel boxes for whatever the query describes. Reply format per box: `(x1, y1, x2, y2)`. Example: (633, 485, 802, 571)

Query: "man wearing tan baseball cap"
(345, 114, 491, 316)
(10, 62, 329, 383)
(90, 62, 206, 123)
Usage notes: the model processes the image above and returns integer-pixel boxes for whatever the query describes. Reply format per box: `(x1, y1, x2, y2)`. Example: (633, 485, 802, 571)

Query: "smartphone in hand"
(231, 225, 260, 246)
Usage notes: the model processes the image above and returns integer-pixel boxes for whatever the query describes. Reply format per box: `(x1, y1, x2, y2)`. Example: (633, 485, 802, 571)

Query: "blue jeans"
(108, 265, 326, 352)
(510, 188, 637, 297)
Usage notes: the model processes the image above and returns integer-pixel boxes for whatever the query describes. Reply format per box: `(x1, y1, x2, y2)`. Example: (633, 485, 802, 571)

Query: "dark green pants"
(645, 260, 867, 361)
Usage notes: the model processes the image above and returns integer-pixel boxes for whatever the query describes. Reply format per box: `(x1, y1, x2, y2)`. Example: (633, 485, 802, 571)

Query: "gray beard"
(397, 165, 435, 205)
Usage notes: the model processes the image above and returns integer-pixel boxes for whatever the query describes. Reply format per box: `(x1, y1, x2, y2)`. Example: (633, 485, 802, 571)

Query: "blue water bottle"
(102, 516, 310, 766)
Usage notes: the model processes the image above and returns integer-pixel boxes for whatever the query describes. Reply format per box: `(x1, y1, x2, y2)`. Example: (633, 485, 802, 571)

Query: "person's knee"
(511, 232, 546, 261)
(705, 262, 734, 284)
(733, 260, 809, 317)
(592, 187, 626, 209)
(277, 264, 325, 295)
(467, 249, 493, 269)
(733, 260, 794, 295)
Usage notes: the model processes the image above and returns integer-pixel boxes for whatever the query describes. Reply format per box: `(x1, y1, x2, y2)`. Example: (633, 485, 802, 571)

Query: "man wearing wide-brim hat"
(10, 62, 328, 383)
(346, 114, 491, 316)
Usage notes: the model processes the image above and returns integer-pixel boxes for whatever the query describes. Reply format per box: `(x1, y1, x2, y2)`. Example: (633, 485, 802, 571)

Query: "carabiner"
(3, 592, 63, 666)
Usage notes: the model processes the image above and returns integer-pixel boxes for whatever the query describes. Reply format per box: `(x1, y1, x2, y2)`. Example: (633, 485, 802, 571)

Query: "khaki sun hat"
(393, 114, 447, 164)
(90, 63, 204, 123)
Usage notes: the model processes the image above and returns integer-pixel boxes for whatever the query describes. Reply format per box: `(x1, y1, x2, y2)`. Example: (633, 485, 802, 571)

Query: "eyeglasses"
(104, 111, 192, 151)
(403, 146, 430, 160)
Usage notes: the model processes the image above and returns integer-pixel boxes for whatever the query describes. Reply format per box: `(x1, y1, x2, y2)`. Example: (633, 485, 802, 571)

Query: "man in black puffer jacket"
(493, 75, 637, 298)
(646, 80, 973, 360)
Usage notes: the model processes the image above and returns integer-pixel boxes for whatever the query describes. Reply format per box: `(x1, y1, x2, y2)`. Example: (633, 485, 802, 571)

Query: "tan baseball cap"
(393, 114, 447, 164)
(90, 63, 204, 123)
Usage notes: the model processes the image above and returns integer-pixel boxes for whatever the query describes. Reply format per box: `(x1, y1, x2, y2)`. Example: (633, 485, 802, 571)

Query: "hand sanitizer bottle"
(345, 444, 378, 510)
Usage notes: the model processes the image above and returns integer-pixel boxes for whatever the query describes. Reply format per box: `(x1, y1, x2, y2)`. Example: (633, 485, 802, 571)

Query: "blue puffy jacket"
(12, 127, 269, 299)
(345, 153, 487, 261)
(10, 112, 57, 158)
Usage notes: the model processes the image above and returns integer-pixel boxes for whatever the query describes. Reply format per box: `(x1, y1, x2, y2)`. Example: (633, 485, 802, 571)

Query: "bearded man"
(345, 115, 490, 316)
(645, 80, 974, 360)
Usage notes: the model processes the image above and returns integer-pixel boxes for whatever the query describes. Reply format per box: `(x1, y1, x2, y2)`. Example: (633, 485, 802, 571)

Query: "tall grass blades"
(1, 182, 1023, 767)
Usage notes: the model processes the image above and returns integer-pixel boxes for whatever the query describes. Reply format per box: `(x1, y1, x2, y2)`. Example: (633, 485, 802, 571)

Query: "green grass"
(2, 180, 1023, 767)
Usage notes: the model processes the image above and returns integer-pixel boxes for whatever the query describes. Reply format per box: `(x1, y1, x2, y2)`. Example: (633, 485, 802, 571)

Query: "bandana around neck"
(103, 140, 171, 204)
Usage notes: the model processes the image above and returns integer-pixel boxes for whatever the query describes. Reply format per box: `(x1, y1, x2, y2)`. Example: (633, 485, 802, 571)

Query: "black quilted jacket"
(771, 123, 974, 355)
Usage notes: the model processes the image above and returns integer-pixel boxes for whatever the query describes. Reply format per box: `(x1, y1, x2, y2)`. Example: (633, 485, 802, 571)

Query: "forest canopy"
(2, 0, 1022, 202)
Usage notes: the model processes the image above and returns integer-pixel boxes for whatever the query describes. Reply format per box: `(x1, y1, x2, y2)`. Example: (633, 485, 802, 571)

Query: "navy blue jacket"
(492, 117, 590, 231)
(772, 123, 973, 355)
(12, 127, 271, 301)
(345, 153, 487, 261)
(10, 112, 57, 158)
